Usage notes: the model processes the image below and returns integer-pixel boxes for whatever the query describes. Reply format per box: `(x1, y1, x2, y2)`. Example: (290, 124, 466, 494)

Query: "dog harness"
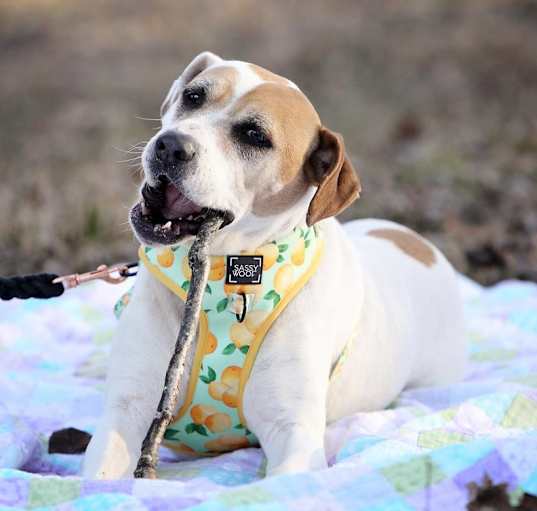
(115, 225, 334, 456)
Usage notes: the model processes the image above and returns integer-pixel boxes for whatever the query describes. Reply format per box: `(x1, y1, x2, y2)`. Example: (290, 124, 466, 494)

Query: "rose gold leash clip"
(52, 263, 138, 290)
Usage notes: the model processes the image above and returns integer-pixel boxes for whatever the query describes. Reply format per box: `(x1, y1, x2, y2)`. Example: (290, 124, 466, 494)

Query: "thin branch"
(134, 213, 225, 479)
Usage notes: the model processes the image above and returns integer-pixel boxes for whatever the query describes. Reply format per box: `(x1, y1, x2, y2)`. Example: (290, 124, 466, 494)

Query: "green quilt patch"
(381, 456, 445, 495)
(29, 478, 81, 508)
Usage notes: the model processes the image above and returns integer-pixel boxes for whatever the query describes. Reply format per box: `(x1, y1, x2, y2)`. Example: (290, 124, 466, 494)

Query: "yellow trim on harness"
(237, 237, 324, 425)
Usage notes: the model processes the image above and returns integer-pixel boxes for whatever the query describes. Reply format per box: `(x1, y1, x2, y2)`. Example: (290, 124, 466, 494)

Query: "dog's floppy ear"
(305, 127, 361, 226)
(160, 51, 223, 117)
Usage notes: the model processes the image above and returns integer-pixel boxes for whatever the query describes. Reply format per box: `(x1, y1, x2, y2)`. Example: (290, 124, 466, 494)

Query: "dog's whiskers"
(135, 116, 161, 122)
(128, 141, 149, 148)
(112, 146, 143, 156)
(116, 156, 142, 164)
(112, 140, 149, 156)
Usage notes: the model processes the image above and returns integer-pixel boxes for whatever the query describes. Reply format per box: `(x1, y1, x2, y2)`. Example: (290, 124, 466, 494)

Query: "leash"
(0, 262, 138, 301)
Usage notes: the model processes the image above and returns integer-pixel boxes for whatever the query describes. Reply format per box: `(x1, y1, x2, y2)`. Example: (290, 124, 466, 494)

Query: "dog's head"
(130, 51, 361, 252)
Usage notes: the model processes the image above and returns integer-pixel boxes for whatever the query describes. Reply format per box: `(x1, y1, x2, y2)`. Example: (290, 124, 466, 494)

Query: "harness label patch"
(226, 255, 263, 285)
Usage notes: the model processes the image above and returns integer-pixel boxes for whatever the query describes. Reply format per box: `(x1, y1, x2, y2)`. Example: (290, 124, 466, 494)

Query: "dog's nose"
(155, 131, 197, 164)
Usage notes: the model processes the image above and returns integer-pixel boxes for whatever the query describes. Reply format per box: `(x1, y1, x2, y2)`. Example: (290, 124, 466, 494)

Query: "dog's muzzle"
(130, 130, 233, 245)
(129, 176, 234, 246)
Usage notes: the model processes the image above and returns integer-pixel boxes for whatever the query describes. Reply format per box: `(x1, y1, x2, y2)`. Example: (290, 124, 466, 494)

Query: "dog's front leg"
(243, 316, 331, 476)
(83, 267, 183, 479)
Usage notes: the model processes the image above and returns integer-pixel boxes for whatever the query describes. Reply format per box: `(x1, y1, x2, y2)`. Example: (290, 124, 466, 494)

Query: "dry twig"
(134, 213, 225, 478)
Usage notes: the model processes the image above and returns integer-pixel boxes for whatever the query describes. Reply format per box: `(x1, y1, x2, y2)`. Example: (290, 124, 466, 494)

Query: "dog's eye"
(182, 87, 206, 109)
(233, 122, 272, 150)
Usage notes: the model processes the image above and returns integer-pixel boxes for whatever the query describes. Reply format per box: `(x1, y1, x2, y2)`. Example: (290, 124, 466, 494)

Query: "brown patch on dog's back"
(368, 228, 437, 267)
(249, 64, 290, 86)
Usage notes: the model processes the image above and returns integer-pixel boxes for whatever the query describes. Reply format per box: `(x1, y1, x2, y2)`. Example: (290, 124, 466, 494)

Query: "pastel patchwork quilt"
(1, 267, 537, 509)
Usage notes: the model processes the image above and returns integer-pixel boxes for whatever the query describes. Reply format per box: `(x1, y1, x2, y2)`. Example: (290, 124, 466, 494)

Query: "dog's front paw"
(82, 430, 136, 479)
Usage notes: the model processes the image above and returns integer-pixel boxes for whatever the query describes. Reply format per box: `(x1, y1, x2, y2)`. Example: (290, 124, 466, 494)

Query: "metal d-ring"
(119, 262, 139, 278)
(235, 292, 247, 323)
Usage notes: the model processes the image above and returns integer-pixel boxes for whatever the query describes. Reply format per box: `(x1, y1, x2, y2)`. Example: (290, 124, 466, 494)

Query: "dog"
(83, 51, 465, 478)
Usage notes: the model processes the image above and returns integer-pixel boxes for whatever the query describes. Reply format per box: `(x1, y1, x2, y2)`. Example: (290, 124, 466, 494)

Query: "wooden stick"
(134, 213, 225, 478)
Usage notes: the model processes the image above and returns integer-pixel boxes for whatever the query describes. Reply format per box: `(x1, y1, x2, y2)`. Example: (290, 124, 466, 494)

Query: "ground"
(0, 0, 536, 284)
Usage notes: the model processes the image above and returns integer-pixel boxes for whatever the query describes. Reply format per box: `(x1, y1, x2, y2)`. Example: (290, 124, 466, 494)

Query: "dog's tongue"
(162, 184, 201, 220)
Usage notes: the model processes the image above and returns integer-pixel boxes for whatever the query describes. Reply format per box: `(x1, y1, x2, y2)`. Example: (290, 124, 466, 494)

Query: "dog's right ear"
(160, 51, 223, 117)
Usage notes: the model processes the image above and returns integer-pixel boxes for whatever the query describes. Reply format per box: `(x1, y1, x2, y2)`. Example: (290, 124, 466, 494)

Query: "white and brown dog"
(83, 51, 465, 478)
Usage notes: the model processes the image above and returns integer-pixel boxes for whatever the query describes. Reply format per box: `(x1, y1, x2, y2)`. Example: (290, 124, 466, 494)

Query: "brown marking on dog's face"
(249, 64, 290, 86)
(368, 228, 436, 267)
(230, 82, 320, 216)
(232, 83, 321, 182)
(185, 65, 239, 111)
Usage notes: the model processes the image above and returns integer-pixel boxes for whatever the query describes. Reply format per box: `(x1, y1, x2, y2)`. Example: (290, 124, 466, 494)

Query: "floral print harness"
(116, 225, 325, 456)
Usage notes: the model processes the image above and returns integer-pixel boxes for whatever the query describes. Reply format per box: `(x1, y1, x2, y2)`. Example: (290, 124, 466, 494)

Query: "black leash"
(0, 273, 64, 301)
(0, 262, 138, 301)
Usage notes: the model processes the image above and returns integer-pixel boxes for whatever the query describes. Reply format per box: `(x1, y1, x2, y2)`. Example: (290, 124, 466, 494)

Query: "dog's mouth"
(129, 177, 234, 245)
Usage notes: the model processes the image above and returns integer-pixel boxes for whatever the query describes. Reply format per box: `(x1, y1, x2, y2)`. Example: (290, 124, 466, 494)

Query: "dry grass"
(1, 0, 536, 283)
